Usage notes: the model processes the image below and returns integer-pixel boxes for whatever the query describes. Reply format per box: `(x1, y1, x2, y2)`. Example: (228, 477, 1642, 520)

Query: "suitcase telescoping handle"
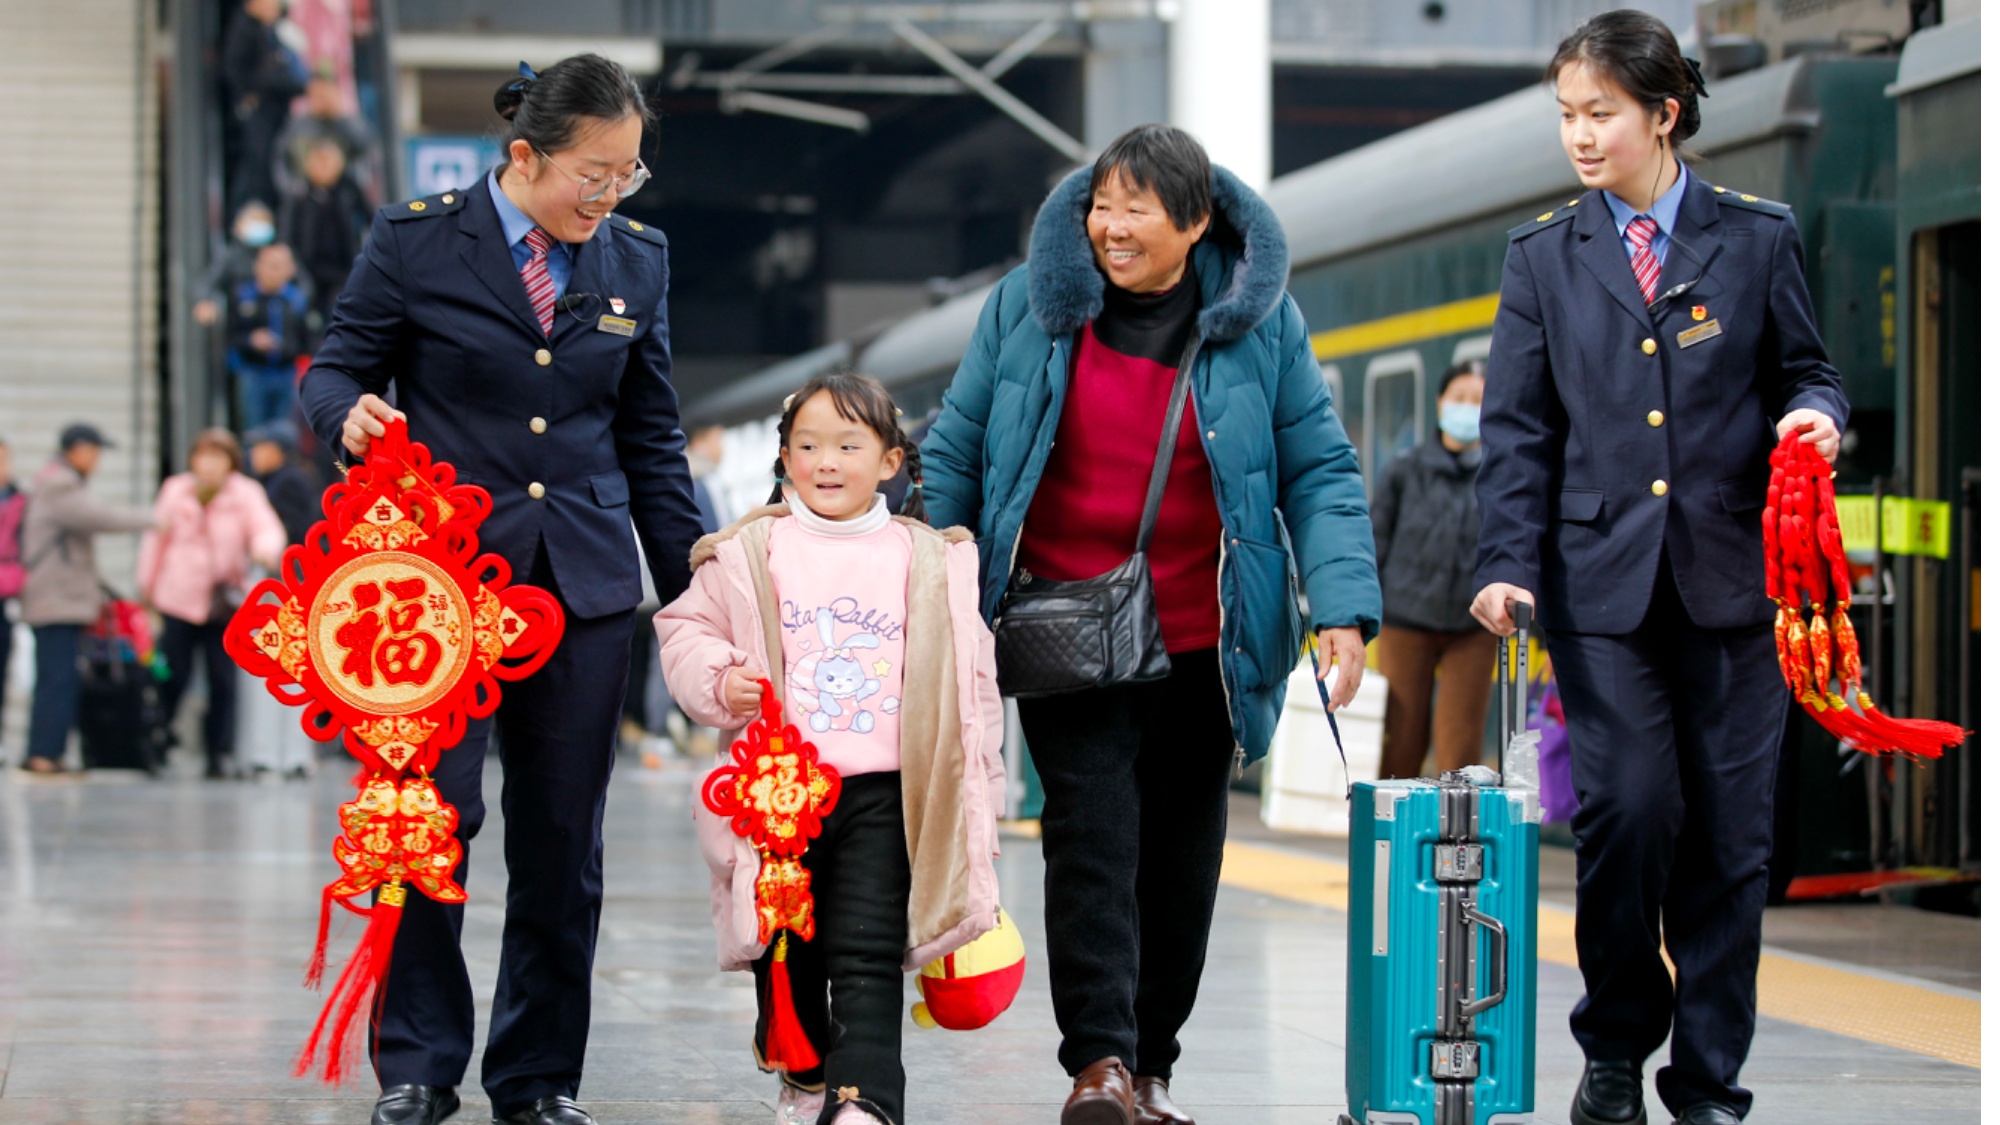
(1498, 601, 1532, 765)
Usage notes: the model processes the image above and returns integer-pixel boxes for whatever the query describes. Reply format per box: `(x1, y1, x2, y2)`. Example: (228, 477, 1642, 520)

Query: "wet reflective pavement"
(0, 754, 1977, 1124)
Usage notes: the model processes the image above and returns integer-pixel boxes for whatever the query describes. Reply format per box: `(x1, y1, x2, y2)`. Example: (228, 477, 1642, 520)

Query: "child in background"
(655, 373, 1005, 1125)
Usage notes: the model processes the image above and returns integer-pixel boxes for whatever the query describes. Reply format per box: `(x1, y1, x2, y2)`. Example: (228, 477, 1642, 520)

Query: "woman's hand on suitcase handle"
(1471, 583, 1536, 636)
(1315, 626, 1366, 711)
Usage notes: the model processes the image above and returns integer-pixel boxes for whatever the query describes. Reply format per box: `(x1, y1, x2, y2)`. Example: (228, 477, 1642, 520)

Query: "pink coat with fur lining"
(655, 505, 1005, 973)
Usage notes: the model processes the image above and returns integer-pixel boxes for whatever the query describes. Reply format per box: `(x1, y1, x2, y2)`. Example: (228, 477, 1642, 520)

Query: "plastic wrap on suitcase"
(1341, 604, 1539, 1125)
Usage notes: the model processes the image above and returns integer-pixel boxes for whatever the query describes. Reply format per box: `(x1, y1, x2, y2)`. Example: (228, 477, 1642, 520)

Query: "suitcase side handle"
(1458, 899, 1508, 1022)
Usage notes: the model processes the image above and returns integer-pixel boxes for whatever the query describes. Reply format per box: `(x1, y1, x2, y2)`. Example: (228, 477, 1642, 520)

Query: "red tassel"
(762, 931, 821, 1073)
(305, 887, 375, 990)
(294, 883, 406, 1086)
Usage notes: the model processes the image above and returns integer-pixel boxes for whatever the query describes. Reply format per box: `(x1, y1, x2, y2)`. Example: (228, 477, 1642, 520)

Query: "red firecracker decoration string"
(701, 683, 841, 1074)
(1764, 431, 1969, 758)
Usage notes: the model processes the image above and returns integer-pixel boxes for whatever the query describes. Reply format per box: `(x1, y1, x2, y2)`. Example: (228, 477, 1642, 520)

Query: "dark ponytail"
(1546, 9, 1705, 149)
(765, 370, 926, 521)
(493, 54, 655, 155)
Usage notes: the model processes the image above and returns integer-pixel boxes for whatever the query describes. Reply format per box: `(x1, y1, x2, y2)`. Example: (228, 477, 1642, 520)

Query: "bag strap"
(1305, 633, 1351, 798)
(1134, 332, 1201, 554)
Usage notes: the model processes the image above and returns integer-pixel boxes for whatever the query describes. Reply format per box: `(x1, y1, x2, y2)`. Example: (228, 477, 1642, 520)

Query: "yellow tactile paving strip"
(1217, 839, 1980, 1068)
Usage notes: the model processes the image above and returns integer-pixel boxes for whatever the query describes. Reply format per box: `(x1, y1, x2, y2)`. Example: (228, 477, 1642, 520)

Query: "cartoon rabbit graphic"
(790, 607, 900, 733)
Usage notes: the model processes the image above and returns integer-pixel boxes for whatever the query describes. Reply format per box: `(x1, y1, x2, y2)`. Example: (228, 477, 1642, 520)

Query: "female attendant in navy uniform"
(1470, 12, 1845, 1125)
(300, 55, 703, 1125)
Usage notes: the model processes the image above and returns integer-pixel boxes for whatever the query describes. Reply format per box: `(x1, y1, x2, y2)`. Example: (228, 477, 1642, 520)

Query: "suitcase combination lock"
(1434, 842, 1485, 883)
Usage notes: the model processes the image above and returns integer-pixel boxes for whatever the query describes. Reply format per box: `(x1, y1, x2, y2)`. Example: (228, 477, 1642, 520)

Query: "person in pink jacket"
(137, 428, 286, 778)
(656, 373, 1005, 1125)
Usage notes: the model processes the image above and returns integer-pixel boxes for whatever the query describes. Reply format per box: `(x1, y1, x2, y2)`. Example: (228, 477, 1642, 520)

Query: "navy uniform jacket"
(301, 185, 702, 619)
(1475, 168, 1848, 635)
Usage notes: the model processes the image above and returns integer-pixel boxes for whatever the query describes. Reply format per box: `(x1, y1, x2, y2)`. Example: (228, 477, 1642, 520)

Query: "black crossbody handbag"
(992, 336, 1197, 698)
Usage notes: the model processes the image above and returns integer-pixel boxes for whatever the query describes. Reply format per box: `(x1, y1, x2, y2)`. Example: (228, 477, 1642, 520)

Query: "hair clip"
(895, 407, 904, 417)
(517, 60, 540, 81)
(782, 393, 797, 411)
(1683, 56, 1709, 98)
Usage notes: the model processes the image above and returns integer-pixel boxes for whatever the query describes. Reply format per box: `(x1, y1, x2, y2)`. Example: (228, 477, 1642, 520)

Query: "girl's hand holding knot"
(723, 666, 764, 718)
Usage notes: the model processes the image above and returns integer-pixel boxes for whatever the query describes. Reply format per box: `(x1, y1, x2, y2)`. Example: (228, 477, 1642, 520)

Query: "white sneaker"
(777, 1080, 824, 1125)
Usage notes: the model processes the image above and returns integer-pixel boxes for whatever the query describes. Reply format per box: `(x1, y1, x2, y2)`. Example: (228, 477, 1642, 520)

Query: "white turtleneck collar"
(785, 490, 893, 537)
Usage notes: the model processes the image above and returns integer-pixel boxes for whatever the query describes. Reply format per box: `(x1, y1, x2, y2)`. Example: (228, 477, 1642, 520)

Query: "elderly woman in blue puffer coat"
(921, 124, 1380, 1125)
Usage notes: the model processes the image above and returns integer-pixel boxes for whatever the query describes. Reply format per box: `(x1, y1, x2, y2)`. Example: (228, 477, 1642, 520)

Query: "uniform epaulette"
(1508, 197, 1582, 241)
(611, 215, 667, 247)
(384, 191, 468, 221)
(1710, 185, 1791, 218)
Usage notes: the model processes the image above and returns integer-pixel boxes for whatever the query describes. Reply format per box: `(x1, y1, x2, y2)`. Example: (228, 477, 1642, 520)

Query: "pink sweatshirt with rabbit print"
(767, 494, 910, 777)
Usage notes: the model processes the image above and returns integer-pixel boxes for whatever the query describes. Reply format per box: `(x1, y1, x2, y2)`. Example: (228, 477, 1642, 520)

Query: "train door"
(1362, 350, 1424, 491)
(1903, 219, 1979, 875)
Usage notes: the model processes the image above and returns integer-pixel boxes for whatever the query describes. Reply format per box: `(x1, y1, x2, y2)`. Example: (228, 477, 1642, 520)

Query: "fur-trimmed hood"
(1026, 163, 1291, 343)
(688, 502, 974, 570)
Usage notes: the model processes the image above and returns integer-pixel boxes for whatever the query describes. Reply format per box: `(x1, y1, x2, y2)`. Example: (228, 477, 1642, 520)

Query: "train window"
(1450, 335, 1492, 367)
(1364, 350, 1425, 487)
(1321, 363, 1344, 418)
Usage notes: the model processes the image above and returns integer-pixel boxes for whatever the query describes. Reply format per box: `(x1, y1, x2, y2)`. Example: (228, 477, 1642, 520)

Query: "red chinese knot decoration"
(701, 682, 841, 1073)
(225, 420, 564, 1085)
(1763, 431, 1967, 759)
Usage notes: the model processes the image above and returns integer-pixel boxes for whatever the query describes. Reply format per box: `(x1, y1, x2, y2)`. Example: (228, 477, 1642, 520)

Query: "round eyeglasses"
(534, 148, 651, 203)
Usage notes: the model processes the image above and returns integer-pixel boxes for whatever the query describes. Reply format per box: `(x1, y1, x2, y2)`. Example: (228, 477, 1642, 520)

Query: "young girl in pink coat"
(137, 427, 286, 778)
(656, 373, 1005, 1125)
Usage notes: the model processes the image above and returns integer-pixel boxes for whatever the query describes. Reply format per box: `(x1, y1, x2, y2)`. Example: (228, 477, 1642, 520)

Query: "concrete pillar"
(1166, 0, 1271, 191)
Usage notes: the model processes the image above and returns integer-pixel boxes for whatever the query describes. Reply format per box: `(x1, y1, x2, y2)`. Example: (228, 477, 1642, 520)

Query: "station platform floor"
(0, 750, 1978, 1124)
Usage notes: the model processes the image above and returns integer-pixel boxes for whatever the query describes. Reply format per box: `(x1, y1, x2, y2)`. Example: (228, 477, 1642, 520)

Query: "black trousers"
(24, 624, 81, 766)
(158, 614, 238, 772)
(370, 549, 631, 1117)
(752, 771, 911, 1125)
(1546, 560, 1786, 1118)
(1016, 649, 1236, 1080)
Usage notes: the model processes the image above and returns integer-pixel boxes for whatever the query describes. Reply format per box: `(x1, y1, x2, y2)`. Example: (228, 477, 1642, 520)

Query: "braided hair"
(766, 370, 927, 522)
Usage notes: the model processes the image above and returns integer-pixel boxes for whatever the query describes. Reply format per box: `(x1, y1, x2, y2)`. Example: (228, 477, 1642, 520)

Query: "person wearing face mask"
(1368, 360, 1490, 780)
(299, 53, 703, 1125)
(192, 200, 284, 329)
(1472, 12, 1845, 1125)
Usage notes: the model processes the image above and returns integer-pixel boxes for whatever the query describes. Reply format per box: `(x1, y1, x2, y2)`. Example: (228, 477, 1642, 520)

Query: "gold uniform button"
(408, 200, 426, 212)
(441, 193, 454, 204)
(1537, 211, 1554, 222)
(1740, 194, 1760, 202)
(528, 482, 546, 500)
(535, 348, 552, 366)
(1641, 338, 1658, 356)
(628, 220, 645, 231)
(1652, 480, 1668, 497)
(529, 417, 548, 435)
(1647, 410, 1664, 427)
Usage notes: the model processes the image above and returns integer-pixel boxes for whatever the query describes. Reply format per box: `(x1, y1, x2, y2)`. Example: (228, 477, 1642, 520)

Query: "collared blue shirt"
(487, 170, 572, 300)
(1605, 160, 1688, 271)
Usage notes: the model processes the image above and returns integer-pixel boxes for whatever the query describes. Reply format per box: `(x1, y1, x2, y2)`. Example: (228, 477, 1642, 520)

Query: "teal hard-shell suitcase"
(1341, 606, 1540, 1125)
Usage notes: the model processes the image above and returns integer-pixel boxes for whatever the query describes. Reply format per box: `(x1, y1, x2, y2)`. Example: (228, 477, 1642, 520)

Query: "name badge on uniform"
(597, 315, 637, 338)
(1677, 320, 1721, 349)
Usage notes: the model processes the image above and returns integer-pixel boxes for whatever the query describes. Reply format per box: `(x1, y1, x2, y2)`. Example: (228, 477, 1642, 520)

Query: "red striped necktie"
(521, 227, 555, 335)
(1627, 215, 1661, 303)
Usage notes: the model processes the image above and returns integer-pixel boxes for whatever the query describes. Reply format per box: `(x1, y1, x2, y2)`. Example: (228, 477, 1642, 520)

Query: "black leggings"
(1017, 648, 1237, 1080)
(752, 770, 911, 1125)
(158, 614, 238, 771)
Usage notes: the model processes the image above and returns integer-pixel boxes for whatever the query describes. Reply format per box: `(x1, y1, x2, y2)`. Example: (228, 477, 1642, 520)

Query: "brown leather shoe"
(1133, 1077, 1195, 1125)
(1062, 1057, 1135, 1125)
